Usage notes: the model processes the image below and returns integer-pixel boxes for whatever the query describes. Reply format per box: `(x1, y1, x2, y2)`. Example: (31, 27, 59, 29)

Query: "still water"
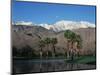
(13, 59, 96, 74)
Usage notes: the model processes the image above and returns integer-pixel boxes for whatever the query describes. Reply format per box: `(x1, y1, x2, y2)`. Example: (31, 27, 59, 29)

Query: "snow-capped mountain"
(40, 20, 95, 32)
(13, 20, 95, 32)
(14, 21, 33, 26)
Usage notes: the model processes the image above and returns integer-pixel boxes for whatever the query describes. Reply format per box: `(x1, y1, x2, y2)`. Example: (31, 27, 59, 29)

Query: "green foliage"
(44, 37, 51, 45)
(13, 45, 40, 58)
(39, 40, 45, 48)
(64, 30, 76, 41)
(51, 38, 57, 57)
(20, 45, 33, 57)
(76, 56, 96, 64)
(51, 38, 57, 45)
(38, 37, 58, 58)
(65, 55, 96, 65)
(75, 35, 82, 49)
(13, 46, 19, 57)
(31, 51, 40, 58)
(64, 30, 82, 48)
(64, 30, 83, 60)
(55, 52, 65, 57)
(48, 51, 52, 57)
(42, 52, 47, 58)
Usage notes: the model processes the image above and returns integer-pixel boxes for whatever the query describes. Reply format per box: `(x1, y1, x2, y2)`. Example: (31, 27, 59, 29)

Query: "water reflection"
(13, 59, 96, 74)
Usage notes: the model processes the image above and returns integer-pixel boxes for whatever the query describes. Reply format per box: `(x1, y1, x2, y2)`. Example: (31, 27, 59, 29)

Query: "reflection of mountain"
(12, 24, 96, 55)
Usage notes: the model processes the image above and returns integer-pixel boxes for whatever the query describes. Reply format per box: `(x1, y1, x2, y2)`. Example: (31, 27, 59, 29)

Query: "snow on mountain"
(40, 20, 95, 32)
(13, 20, 95, 32)
(14, 21, 33, 26)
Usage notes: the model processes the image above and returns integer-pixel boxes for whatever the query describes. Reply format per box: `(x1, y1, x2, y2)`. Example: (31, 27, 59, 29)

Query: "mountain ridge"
(13, 20, 95, 32)
(12, 25, 96, 55)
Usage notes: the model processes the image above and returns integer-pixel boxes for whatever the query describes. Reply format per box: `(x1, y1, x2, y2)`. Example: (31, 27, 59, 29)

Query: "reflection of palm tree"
(51, 38, 57, 58)
(39, 40, 45, 71)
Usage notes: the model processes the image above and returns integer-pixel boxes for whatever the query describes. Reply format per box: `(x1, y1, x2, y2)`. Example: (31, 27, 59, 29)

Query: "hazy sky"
(12, 0, 96, 24)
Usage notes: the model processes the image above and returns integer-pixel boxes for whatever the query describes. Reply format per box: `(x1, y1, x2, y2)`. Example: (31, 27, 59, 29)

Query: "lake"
(13, 59, 96, 74)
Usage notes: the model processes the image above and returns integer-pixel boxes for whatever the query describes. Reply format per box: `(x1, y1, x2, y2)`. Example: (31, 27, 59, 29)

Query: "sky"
(12, 0, 96, 24)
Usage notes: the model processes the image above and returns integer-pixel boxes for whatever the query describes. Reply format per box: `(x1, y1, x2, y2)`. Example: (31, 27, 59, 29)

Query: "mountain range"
(12, 21, 96, 55)
(13, 20, 95, 32)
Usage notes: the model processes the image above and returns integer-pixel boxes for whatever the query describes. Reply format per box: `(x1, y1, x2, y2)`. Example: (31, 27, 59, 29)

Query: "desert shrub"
(42, 52, 47, 58)
(12, 46, 18, 57)
(48, 51, 52, 57)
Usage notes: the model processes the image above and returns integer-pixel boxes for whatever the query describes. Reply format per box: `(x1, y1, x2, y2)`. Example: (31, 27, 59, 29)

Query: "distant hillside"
(13, 20, 95, 32)
(12, 25, 96, 55)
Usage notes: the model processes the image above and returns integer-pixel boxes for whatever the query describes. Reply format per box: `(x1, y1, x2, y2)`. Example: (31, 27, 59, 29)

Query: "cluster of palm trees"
(13, 30, 82, 61)
(38, 37, 58, 59)
(38, 30, 82, 60)
(64, 30, 82, 60)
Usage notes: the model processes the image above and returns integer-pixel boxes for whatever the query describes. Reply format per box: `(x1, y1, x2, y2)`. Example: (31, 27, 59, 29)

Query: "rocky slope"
(12, 25, 96, 55)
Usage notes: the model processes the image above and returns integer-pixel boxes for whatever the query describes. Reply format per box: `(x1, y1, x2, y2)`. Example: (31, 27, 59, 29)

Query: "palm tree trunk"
(70, 41, 74, 61)
(40, 48, 42, 72)
(67, 42, 70, 58)
(52, 44, 56, 71)
(46, 45, 49, 71)
(52, 45, 55, 58)
(46, 45, 49, 59)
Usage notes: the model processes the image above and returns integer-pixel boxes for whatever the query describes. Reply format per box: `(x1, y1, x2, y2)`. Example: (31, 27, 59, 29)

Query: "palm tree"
(75, 35, 82, 57)
(64, 30, 80, 60)
(51, 38, 58, 58)
(64, 30, 74, 58)
(39, 40, 45, 59)
(44, 37, 51, 59)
